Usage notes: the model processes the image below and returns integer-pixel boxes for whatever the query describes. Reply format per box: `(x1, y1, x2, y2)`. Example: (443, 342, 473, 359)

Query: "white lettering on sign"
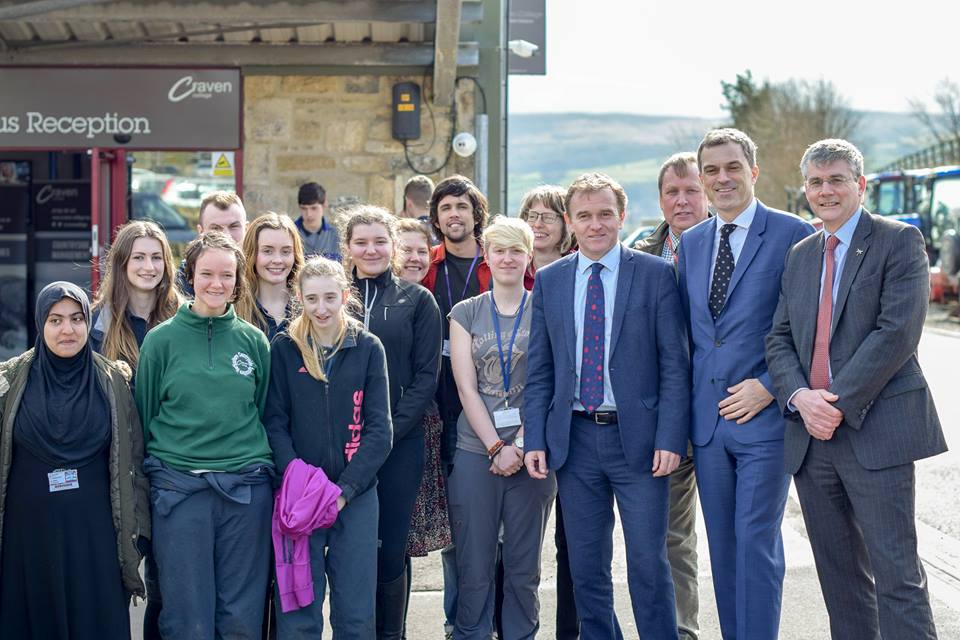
(24, 112, 151, 140)
(167, 75, 234, 103)
(35, 184, 80, 205)
(0, 116, 20, 133)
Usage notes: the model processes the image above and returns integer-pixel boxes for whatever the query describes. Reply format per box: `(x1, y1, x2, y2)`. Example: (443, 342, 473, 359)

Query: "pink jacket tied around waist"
(272, 458, 342, 612)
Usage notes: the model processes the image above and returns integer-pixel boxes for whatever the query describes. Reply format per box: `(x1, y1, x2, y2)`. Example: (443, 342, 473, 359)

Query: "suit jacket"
(678, 201, 814, 447)
(633, 220, 670, 256)
(524, 245, 691, 471)
(765, 211, 947, 472)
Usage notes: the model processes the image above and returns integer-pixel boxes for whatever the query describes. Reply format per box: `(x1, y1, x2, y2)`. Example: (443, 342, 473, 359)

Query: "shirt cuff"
(787, 387, 808, 413)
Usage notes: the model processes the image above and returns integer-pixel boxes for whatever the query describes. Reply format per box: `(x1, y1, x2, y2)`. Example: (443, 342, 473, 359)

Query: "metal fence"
(880, 138, 960, 172)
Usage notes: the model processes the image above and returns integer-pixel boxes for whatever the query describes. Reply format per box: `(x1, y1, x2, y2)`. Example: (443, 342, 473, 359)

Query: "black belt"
(573, 410, 618, 425)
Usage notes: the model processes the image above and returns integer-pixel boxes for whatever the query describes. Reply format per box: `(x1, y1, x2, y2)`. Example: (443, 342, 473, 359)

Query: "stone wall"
(242, 74, 476, 225)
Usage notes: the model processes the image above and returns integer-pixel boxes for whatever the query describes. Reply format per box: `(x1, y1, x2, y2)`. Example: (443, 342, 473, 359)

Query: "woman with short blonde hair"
(447, 216, 557, 639)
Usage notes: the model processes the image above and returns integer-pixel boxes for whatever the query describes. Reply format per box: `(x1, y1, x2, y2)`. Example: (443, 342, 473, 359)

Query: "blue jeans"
(275, 487, 379, 640)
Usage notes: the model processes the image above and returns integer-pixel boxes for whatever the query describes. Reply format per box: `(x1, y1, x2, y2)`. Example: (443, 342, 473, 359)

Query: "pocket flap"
(880, 371, 926, 398)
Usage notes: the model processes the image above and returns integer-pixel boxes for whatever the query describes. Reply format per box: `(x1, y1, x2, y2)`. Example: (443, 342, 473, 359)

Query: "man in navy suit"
(677, 128, 813, 639)
(524, 172, 691, 639)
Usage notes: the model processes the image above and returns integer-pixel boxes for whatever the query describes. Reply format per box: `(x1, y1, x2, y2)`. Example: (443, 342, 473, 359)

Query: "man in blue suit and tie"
(524, 172, 691, 639)
(677, 128, 814, 639)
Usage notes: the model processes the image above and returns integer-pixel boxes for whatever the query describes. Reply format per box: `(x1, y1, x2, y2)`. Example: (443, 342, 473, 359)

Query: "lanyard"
(490, 291, 528, 405)
(362, 281, 378, 330)
(666, 233, 679, 266)
(443, 245, 481, 311)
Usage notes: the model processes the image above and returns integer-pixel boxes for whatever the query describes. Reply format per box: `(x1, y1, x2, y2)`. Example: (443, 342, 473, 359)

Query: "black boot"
(376, 573, 408, 640)
(401, 558, 412, 640)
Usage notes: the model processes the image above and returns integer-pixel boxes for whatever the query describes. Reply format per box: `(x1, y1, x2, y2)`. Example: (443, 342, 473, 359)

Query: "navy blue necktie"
(580, 262, 605, 412)
(709, 224, 737, 320)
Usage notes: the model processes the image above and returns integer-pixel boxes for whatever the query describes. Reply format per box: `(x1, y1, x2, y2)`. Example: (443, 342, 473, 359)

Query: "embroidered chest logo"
(231, 352, 255, 377)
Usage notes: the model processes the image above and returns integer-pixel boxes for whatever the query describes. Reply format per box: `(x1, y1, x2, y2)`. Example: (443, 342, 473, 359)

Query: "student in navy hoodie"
(264, 256, 393, 639)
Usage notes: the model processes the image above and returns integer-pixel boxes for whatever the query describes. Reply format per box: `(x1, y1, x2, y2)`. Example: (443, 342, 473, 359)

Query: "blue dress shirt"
(573, 244, 621, 411)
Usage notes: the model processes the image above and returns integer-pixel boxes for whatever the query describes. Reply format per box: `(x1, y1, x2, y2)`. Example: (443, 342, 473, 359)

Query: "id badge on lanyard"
(490, 291, 527, 429)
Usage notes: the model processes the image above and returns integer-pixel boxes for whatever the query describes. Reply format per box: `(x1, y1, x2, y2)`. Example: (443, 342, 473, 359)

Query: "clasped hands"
(489, 444, 524, 476)
(792, 388, 843, 440)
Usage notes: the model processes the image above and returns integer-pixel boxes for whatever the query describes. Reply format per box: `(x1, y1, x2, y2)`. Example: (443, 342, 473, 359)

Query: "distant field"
(507, 111, 933, 227)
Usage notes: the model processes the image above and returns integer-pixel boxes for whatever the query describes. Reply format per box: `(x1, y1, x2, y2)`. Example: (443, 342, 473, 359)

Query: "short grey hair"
(800, 138, 864, 180)
(697, 128, 758, 169)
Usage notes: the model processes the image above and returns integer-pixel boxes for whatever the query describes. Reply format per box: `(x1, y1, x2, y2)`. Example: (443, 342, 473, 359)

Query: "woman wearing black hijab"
(0, 281, 150, 639)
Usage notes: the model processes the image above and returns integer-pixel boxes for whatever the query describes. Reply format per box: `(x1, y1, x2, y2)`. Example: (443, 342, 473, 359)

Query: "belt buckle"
(593, 411, 614, 425)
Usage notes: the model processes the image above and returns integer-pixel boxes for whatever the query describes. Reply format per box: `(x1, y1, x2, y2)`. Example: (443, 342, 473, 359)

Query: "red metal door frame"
(89, 148, 128, 292)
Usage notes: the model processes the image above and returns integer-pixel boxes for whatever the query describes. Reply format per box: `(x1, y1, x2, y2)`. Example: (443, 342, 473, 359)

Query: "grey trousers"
(447, 449, 558, 640)
(795, 427, 938, 640)
(668, 453, 700, 640)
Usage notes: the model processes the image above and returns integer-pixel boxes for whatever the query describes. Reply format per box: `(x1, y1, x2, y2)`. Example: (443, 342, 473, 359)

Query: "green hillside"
(507, 111, 933, 226)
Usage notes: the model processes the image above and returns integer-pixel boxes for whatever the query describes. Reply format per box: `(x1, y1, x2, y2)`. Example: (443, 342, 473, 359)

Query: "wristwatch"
(514, 435, 524, 450)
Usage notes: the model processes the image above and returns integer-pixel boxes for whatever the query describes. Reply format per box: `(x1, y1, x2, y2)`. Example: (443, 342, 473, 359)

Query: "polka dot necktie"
(709, 224, 738, 320)
(580, 262, 605, 412)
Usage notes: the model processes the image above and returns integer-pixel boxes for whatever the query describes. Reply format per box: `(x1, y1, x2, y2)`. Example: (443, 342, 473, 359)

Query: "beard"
(441, 222, 473, 243)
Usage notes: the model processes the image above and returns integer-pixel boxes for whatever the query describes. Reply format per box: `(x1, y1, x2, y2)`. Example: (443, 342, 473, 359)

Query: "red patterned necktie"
(810, 234, 840, 390)
(579, 262, 605, 412)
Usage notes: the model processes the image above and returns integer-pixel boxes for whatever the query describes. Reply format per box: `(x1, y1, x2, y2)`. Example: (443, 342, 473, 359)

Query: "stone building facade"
(243, 74, 477, 223)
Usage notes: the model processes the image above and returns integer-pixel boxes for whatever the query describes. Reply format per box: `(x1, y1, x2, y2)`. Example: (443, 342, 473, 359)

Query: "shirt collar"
(577, 243, 621, 274)
(825, 207, 862, 248)
(716, 198, 758, 232)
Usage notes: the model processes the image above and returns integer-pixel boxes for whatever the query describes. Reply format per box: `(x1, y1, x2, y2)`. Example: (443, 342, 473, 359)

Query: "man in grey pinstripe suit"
(766, 138, 947, 639)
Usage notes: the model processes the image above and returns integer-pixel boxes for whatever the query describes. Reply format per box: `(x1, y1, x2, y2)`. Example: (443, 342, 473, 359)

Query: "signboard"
(31, 180, 92, 299)
(0, 163, 31, 360)
(0, 68, 240, 149)
(508, 0, 546, 75)
(212, 151, 235, 178)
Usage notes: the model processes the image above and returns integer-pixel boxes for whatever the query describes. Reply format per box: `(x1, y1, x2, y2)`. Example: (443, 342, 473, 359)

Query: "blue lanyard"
(443, 245, 481, 310)
(490, 291, 527, 404)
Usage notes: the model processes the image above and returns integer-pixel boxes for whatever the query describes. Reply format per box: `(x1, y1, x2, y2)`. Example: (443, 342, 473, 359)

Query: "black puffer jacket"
(352, 269, 442, 442)
(263, 326, 393, 502)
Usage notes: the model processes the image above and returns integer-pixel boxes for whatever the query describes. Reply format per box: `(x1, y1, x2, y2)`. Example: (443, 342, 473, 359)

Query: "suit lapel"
(831, 212, 873, 336)
(559, 257, 578, 366)
(686, 219, 715, 321)
(799, 232, 826, 370)
(609, 248, 634, 355)
(724, 203, 766, 302)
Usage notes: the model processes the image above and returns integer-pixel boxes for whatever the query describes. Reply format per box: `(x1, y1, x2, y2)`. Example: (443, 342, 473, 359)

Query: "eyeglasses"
(805, 176, 856, 191)
(524, 211, 562, 224)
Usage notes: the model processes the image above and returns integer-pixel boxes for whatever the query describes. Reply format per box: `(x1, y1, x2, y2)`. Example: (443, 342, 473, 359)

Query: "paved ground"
(131, 323, 960, 639)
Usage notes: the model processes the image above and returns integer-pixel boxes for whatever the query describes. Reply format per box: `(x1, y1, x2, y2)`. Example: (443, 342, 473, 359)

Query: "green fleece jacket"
(135, 303, 273, 472)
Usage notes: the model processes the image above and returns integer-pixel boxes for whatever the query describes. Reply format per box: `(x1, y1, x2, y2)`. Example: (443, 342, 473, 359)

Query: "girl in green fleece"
(135, 232, 274, 640)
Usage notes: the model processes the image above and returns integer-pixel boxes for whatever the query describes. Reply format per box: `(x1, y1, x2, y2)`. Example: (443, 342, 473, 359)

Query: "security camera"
(452, 132, 478, 158)
(508, 39, 539, 58)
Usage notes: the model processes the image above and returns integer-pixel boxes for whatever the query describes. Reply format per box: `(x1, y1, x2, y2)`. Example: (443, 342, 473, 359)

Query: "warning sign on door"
(212, 152, 234, 178)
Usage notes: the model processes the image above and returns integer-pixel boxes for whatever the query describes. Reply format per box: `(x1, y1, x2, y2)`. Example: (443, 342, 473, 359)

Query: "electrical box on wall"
(392, 82, 421, 141)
